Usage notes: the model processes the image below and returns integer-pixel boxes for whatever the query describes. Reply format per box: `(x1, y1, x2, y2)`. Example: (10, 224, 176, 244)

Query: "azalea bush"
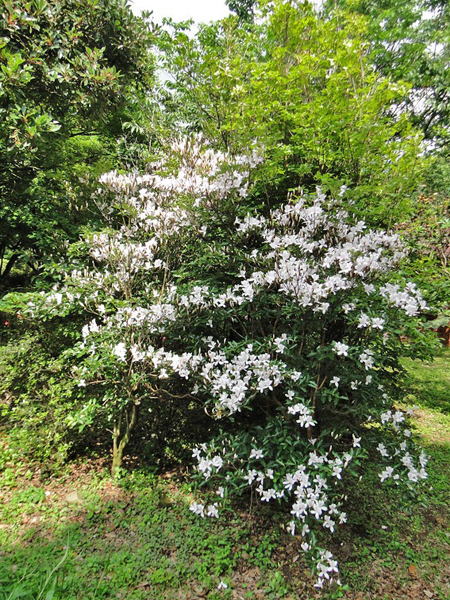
(14, 137, 434, 587)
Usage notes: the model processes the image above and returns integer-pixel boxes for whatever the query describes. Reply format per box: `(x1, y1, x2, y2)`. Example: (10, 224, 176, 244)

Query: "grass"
(0, 467, 296, 600)
(0, 349, 449, 599)
(403, 347, 450, 414)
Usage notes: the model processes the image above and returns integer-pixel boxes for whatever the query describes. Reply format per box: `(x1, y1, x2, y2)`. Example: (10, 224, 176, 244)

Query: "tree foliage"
(160, 1, 426, 226)
(0, 0, 155, 285)
(225, 0, 256, 23)
(328, 0, 450, 146)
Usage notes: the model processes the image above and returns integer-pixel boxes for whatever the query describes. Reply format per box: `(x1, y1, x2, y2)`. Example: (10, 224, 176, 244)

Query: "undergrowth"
(0, 350, 449, 599)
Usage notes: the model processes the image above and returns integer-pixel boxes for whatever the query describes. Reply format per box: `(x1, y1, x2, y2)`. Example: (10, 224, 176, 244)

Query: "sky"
(130, 0, 230, 25)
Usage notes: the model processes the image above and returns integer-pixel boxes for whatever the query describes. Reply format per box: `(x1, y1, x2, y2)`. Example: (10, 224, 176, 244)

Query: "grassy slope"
(0, 353, 449, 600)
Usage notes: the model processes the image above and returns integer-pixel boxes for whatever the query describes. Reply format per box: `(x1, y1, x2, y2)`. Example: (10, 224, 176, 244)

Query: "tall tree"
(225, 0, 256, 23)
(326, 0, 450, 146)
(0, 0, 155, 286)
(160, 0, 425, 226)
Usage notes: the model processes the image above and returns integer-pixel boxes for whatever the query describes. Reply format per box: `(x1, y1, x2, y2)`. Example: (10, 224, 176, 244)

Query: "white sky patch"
(426, 42, 445, 57)
(131, 0, 229, 24)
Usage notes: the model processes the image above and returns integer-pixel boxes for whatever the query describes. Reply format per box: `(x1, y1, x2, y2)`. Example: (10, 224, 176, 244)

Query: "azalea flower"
(333, 342, 349, 356)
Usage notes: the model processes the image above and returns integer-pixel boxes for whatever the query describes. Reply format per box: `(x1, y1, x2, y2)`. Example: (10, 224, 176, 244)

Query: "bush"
(0, 326, 75, 466)
(10, 137, 435, 587)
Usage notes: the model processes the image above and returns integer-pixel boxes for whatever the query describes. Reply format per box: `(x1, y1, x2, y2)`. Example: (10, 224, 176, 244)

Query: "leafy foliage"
(327, 0, 450, 145)
(0, 0, 155, 286)
(160, 0, 426, 226)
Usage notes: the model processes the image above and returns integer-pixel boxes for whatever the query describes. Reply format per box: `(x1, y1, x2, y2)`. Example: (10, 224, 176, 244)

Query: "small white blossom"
(190, 502, 205, 517)
(333, 342, 349, 356)
(249, 448, 264, 460)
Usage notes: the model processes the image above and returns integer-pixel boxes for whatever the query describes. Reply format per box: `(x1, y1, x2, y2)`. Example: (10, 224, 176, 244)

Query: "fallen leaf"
(408, 564, 417, 577)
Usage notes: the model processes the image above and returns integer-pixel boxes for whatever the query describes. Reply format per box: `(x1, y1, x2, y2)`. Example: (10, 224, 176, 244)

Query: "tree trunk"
(111, 403, 139, 477)
(1, 252, 20, 281)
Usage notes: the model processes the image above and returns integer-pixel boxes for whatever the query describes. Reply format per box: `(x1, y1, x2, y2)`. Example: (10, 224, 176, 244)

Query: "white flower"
(332, 464, 342, 479)
(218, 581, 228, 590)
(274, 334, 288, 353)
(372, 317, 385, 329)
(333, 342, 349, 356)
(206, 504, 219, 518)
(342, 303, 355, 314)
(379, 467, 394, 482)
(311, 499, 326, 518)
(301, 541, 311, 552)
(190, 502, 205, 517)
(249, 448, 264, 460)
(323, 515, 335, 532)
(261, 488, 277, 502)
(287, 521, 296, 535)
(392, 411, 405, 426)
(377, 443, 389, 457)
(358, 313, 371, 328)
(211, 455, 224, 469)
(381, 410, 392, 424)
(113, 342, 127, 361)
(244, 469, 258, 485)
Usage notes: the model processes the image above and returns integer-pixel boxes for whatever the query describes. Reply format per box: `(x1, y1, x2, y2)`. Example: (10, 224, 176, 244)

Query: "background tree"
(326, 0, 450, 146)
(160, 0, 426, 227)
(323, 0, 450, 312)
(0, 0, 155, 287)
(225, 0, 256, 23)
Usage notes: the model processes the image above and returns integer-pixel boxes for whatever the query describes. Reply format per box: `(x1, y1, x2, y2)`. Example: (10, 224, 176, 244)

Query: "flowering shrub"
(21, 137, 432, 587)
